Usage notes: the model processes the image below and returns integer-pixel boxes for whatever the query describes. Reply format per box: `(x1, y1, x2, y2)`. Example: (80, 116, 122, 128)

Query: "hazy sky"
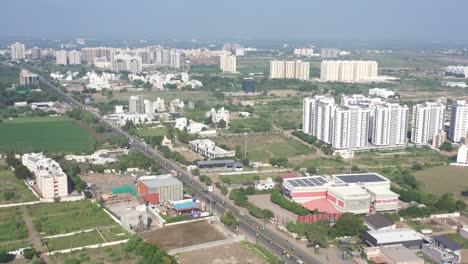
(3, 0, 468, 41)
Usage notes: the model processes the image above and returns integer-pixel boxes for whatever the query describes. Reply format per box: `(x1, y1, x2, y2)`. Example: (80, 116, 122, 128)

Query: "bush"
(269, 157, 288, 167)
(292, 131, 317, 144)
(334, 213, 364, 237)
(271, 192, 309, 215)
(439, 141, 453, 151)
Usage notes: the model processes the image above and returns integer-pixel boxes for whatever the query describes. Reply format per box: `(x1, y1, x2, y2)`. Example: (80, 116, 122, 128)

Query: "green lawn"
(45, 230, 105, 251)
(248, 140, 312, 161)
(0, 169, 38, 204)
(0, 116, 94, 153)
(29, 201, 116, 235)
(135, 127, 167, 137)
(414, 165, 468, 199)
(240, 241, 284, 264)
(295, 158, 349, 174)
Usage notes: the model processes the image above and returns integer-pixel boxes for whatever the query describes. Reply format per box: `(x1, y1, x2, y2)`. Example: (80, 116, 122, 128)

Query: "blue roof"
(173, 201, 198, 211)
(434, 235, 462, 251)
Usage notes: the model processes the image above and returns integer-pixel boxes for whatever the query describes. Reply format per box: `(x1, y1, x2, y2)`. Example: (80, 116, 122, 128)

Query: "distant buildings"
(19, 69, 39, 86)
(320, 48, 339, 59)
(68, 50, 81, 65)
(294, 48, 314, 57)
(269, 60, 310, 81)
(22, 153, 69, 198)
(443, 81, 467, 88)
(196, 160, 243, 172)
(320, 60, 378, 82)
(220, 54, 237, 73)
(445, 65, 468, 78)
(56, 50, 81, 65)
(189, 139, 236, 158)
(11, 42, 26, 60)
(411, 102, 445, 145)
(449, 100, 468, 143)
(55, 50, 68, 65)
(129, 95, 145, 114)
(111, 54, 142, 74)
(206, 107, 230, 126)
(368, 88, 395, 99)
(81, 47, 114, 65)
(30, 47, 42, 60)
(170, 49, 181, 69)
(242, 77, 256, 93)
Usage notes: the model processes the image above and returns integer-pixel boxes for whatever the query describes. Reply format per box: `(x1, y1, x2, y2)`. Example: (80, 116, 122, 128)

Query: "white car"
(296, 259, 303, 264)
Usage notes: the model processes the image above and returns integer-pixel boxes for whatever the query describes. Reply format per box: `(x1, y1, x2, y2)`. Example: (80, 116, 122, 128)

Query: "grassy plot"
(190, 65, 221, 74)
(220, 172, 282, 185)
(240, 241, 284, 264)
(414, 165, 468, 199)
(444, 234, 468, 249)
(294, 158, 349, 174)
(44, 230, 105, 251)
(135, 127, 167, 137)
(47, 244, 141, 264)
(0, 116, 94, 153)
(0, 207, 30, 250)
(0, 169, 38, 204)
(353, 147, 448, 168)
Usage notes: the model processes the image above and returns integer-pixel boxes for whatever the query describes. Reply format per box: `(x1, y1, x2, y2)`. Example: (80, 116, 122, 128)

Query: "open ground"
(0, 116, 94, 153)
(414, 165, 468, 200)
(141, 220, 226, 250)
(177, 242, 267, 264)
(80, 172, 136, 195)
(0, 168, 38, 204)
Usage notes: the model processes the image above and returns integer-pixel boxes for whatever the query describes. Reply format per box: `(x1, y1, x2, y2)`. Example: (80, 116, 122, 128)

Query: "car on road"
(296, 258, 304, 264)
(239, 211, 245, 216)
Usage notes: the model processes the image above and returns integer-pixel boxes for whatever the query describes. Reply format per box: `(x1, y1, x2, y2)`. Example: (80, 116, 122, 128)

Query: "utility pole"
(244, 131, 248, 159)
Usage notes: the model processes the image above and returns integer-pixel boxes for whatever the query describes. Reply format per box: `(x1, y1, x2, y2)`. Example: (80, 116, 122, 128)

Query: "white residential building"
(22, 153, 68, 198)
(449, 100, 468, 143)
(111, 54, 142, 74)
(175, 118, 188, 130)
(369, 88, 395, 99)
(68, 50, 81, 65)
(411, 102, 445, 144)
(153, 97, 165, 112)
(187, 121, 208, 134)
(372, 103, 409, 147)
(206, 107, 230, 125)
(302, 95, 336, 144)
(220, 54, 236, 73)
(170, 49, 181, 69)
(11, 42, 26, 60)
(189, 139, 235, 158)
(294, 48, 314, 57)
(129, 95, 145, 114)
(320, 60, 378, 82)
(333, 106, 370, 150)
(269, 60, 310, 81)
(169, 99, 184, 113)
(456, 144, 468, 164)
(55, 50, 68, 65)
(445, 65, 468, 77)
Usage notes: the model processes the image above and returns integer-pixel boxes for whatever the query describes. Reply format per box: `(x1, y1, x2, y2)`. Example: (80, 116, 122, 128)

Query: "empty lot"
(177, 242, 266, 264)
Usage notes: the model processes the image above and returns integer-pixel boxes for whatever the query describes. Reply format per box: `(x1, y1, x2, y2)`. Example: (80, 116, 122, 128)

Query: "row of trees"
(228, 188, 274, 220)
(270, 192, 310, 216)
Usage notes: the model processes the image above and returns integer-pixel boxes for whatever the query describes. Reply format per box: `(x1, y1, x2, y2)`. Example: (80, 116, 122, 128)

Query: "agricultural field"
(0, 169, 38, 204)
(216, 134, 314, 162)
(0, 207, 30, 251)
(414, 165, 468, 200)
(0, 116, 94, 153)
(47, 244, 141, 264)
(28, 200, 116, 235)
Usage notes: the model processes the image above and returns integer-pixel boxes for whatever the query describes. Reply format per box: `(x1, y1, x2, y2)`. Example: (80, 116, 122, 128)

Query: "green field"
(0, 207, 30, 251)
(0, 169, 38, 204)
(0, 116, 94, 153)
(295, 158, 349, 174)
(220, 172, 282, 185)
(414, 165, 468, 199)
(353, 147, 448, 168)
(135, 127, 167, 137)
(29, 200, 116, 235)
(45, 230, 105, 251)
(47, 244, 141, 264)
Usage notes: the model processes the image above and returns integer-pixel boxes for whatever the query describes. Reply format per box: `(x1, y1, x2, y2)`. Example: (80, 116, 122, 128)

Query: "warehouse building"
(137, 175, 183, 204)
(196, 159, 243, 172)
(362, 228, 424, 249)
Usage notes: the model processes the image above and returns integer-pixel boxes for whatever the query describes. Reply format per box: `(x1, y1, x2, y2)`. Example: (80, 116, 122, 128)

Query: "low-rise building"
(206, 107, 230, 125)
(422, 236, 462, 264)
(362, 228, 424, 249)
(187, 121, 208, 134)
(137, 175, 183, 204)
(189, 139, 235, 158)
(175, 117, 188, 130)
(22, 153, 68, 198)
(196, 160, 243, 172)
(455, 144, 468, 165)
(364, 214, 396, 231)
(365, 245, 424, 264)
(369, 88, 396, 98)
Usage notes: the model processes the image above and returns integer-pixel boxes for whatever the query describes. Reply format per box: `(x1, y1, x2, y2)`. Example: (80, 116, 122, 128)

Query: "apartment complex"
(220, 54, 236, 73)
(242, 77, 256, 93)
(294, 48, 314, 57)
(303, 95, 409, 150)
(320, 48, 339, 59)
(11, 42, 26, 60)
(270, 60, 310, 81)
(22, 153, 68, 198)
(111, 54, 142, 74)
(19, 69, 39, 86)
(449, 100, 468, 143)
(411, 102, 445, 144)
(320, 60, 378, 82)
(129, 95, 145, 114)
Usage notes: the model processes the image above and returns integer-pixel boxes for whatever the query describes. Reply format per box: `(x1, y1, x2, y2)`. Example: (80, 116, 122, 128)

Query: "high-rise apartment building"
(270, 60, 310, 80)
(111, 54, 142, 74)
(372, 103, 409, 147)
(170, 49, 181, 69)
(220, 55, 236, 73)
(320, 60, 378, 82)
(55, 50, 68, 65)
(30, 47, 42, 60)
(162, 49, 171, 64)
(302, 96, 336, 144)
(242, 77, 256, 93)
(333, 106, 370, 150)
(449, 100, 468, 143)
(294, 48, 314, 57)
(67, 50, 81, 65)
(320, 48, 339, 59)
(11, 42, 26, 60)
(411, 102, 445, 144)
(129, 95, 145, 114)
(81, 47, 114, 65)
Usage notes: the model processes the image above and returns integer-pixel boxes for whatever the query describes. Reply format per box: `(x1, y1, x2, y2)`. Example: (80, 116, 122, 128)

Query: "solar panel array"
(335, 173, 385, 183)
(287, 177, 328, 187)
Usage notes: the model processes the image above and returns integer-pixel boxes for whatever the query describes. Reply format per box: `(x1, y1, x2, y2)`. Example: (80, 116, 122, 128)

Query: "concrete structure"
(175, 117, 188, 130)
(196, 160, 243, 172)
(11, 42, 26, 60)
(432, 130, 447, 149)
(362, 228, 424, 249)
(269, 60, 310, 81)
(369, 88, 396, 99)
(242, 77, 256, 93)
(365, 245, 424, 264)
(189, 139, 235, 158)
(22, 153, 68, 198)
(449, 100, 468, 143)
(187, 121, 208, 134)
(19, 69, 39, 86)
(411, 102, 445, 145)
(129, 95, 145, 114)
(55, 50, 68, 65)
(137, 175, 183, 204)
(320, 60, 378, 82)
(332, 105, 370, 150)
(456, 144, 468, 165)
(364, 214, 396, 231)
(68, 50, 81, 65)
(326, 185, 371, 214)
(206, 107, 230, 125)
(220, 54, 236, 73)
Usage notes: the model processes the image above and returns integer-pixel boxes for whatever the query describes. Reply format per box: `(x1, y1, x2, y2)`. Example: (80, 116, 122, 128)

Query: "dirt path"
(20, 206, 50, 263)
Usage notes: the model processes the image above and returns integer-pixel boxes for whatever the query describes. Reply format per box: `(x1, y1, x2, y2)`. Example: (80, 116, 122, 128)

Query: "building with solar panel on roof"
(282, 172, 399, 214)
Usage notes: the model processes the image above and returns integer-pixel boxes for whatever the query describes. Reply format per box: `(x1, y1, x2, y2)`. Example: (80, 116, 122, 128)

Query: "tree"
(307, 166, 317, 174)
(221, 210, 239, 228)
(23, 248, 38, 260)
(3, 191, 15, 201)
(335, 213, 364, 237)
(411, 162, 423, 171)
(0, 249, 14, 263)
(439, 141, 453, 151)
(245, 186, 255, 195)
(14, 165, 32, 179)
(307, 228, 328, 247)
(218, 119, 227, 129)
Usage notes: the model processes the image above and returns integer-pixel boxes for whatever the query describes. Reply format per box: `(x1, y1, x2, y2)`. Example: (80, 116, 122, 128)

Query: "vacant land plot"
(135, 127, 167, 137)
(216, 134, 313, 162)
(45, 230, 105, 251)
(294, 158, 349, 174)
(0, 207, 30, 251)
(81, 173, 136, 195)
(353, 147, 448, 168)
(141, 220, 226, 250)
(0, 169, 38, 204)
(248, 194, 297, 224)
(47, 244, 141, 264)
(219, 171, 283, 185)
(177, 242, 266, 264)
(0, 116, 94, 153)
(414, 165, 468, 200)
(28, 200, 116, 235)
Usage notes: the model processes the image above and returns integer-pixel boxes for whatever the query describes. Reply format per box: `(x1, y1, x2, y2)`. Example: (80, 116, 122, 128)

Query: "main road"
(28, 66, 321, 264)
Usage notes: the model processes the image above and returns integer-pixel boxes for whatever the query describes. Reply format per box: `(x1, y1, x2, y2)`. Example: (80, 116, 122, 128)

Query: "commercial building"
(11, 42, 26, 60)
(369, 88, 395, 99)
(269, 60, 310, 81)
(129, 95, 145, 114)
(22, 153, 69, 198)
(220, 54, 236, 73)
(449, 100, 468, 143)
(19, 69, 39, 86)
(362, 228, 424, 249)
(55, 50, 68, 65)
(411, 102, 445, 145)
(196, 160, 243, 172)
(326, 185, 371, 214)
(189, 139, 235, 158)
(320, 60, 378, 82)
(365, 245, 424, 264)
(137, 175, 183, 204)
(242, 77, 256, 93)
